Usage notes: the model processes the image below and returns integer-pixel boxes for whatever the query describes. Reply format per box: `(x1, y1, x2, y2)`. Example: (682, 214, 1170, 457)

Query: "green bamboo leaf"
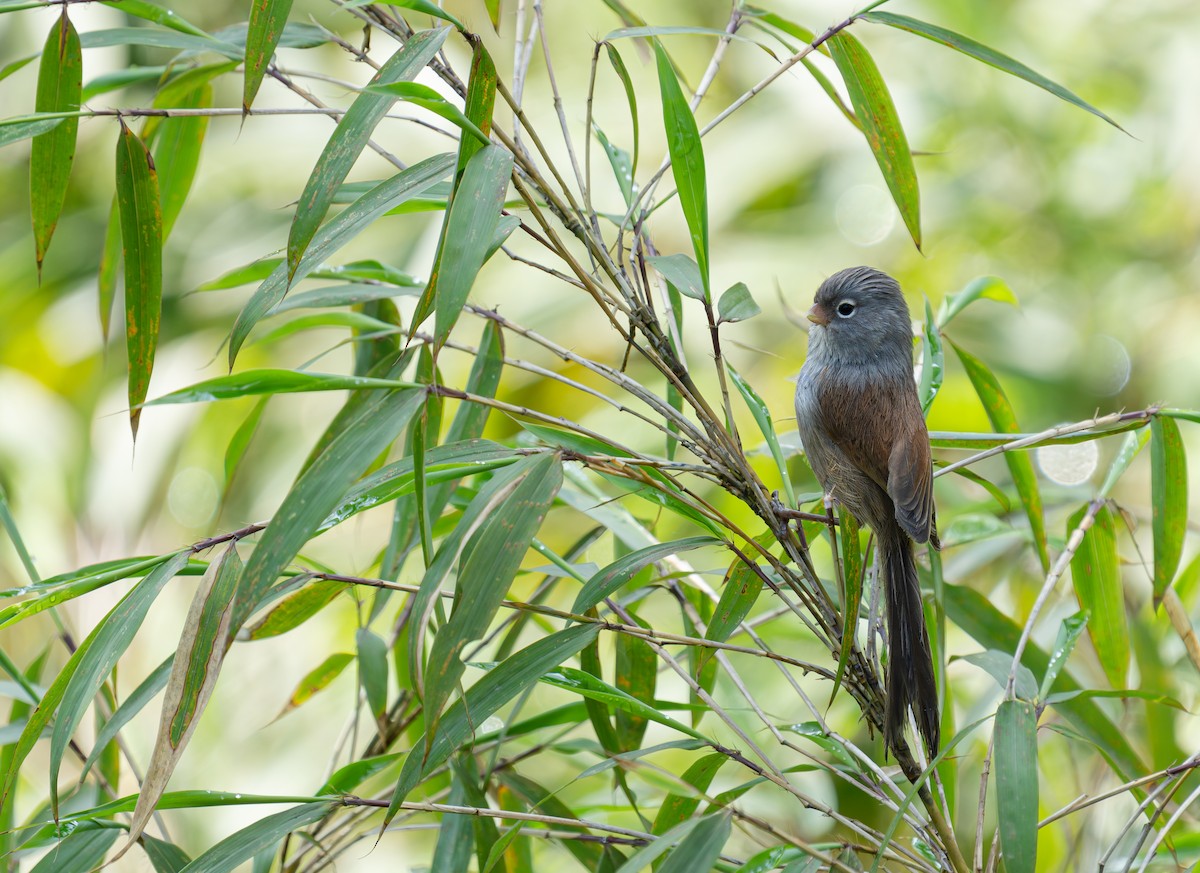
(446, 320, 504, 444)
(604, 43, 639, 175)
(80, 27, 240, 58)
(243, 0, 294, 111)
(46, 551, 191, 816)
(535, 666, 710, 743)
(30, 11, 81, 273)
(224, 397, 269, 488)
(357, 0, 464, 30)
(1039, 610, 1089, 699)
(949, 339, 1050, 572)
(494, 772, 605, 871)
(572, 536, 722, 615)
(126, 545, 242, 847)
(1150, 415, 1188, 604)
(654, 39, 709, 297)
(247, 578, 341, 640)
(422, 453, 562, 751)
(323, 441, 518, 531)
(658, 811, 730, 873)
(918, 297, 943, 413)
(234, 389, 423, 628)
(862, 11, 1123, 130)
(651, 753, 727, 837)
(83, 65, 168, 100)
(594, 123, 634, 206)
(414, 145, 513, 346)
(385, 624, 601, 822)
(231, 153, 454, 366)
(150, 72, 219, 238)
(98, 0, 211, 37)
(831, 509, 863, 705)
(81, 656, 173, 780)
(614, 611, 656, 751)
(141, 834, 193, 872)
(958, 651, 1038, 701)
(0, 53, 37, 85)
(276, 652, 354, 720)
(357, 627, 389, 722)
(727, 365, 794, 506)
(146, 370, 417, 406)
(176, 802, 336, 873)
(115, 120, 163, 441)
(30, 828, 119, 873)
(646, 253, 705, 301)
(945, 583, 1146, 780)
(1067, 504, 1127, 688)
(270, 285, 417, 316)
(287, 28, 449, 281)
(1098, 428, 1149, 499)
(250, 310, 399, 346)
(364, 81, 490, 144)
(995, 698, 1038, 873)
(1, 116, 65, 147)
(197, 257, 281, 291)
(431, 770, 475, 873)
(318, 752, 402, 795)
(705, 556, 763, 649)
(716, 282, 760, 323)
(936, 275, 1018, 328)
(828, 30, 920, 249)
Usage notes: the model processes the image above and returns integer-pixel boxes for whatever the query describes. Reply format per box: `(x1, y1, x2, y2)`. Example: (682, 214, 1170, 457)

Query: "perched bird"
(794, 266, 940, 756)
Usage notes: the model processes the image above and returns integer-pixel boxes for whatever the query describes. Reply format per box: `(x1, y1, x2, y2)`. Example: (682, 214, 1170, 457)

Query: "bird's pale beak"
(806, 304, 829, 326)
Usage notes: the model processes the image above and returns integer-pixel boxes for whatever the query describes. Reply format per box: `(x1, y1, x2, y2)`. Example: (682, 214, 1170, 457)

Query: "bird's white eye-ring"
(836, 300, 857, 318)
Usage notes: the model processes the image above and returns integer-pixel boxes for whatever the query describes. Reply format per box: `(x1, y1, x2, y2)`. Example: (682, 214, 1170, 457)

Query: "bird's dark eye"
(836, 301, 856, 318)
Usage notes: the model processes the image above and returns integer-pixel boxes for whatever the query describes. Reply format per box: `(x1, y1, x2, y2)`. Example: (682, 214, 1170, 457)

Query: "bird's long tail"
(881, 531, 940, 756)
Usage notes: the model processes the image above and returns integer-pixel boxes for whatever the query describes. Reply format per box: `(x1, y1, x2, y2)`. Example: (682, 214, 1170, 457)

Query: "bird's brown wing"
(887, 399, 934, 544)
(818, 371, 933, 542)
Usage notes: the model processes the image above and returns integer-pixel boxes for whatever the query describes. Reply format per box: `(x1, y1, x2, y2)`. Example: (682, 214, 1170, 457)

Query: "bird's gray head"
(805, 266, 915, 366)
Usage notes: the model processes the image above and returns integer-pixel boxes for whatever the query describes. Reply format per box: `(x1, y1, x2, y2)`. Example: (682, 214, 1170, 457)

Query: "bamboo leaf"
(357, 628, 389, 722)
(234, 389, 423, 628)
(654, 39, 709, 297)
(535, 666, 711, 743)
(936, 275, 1018, 327)
(604, 43, 639, 174)
(1, 116, 64, 147)
(147, 370, 417, 405)
(385, 624, 600, 823)
(1067, 504, 1127, 688)
(141, 835, 193, 872)
(420, 144, 514, 346)
(716, 282, 760, 323)
(125, 545, 242, 848)
(949, 340, 1050, 572)
(243, 0, 294, 111)
(945, 583, 1146, 781)
(614, 611, 656, 751)
(276, 653, 354, 719)
(81, 656, 173, 780)
(230, 152, 453, 366)
(658, 811, 730, 873)
(1039, 610, 1089, 700)
(727, 365, 794, 506)
(287, 28, 449, 281)
(828, 30, 920, 249)
(862, 11, 1123, 130)
(458, 39, 497, 172)
(995, 698, 1038, 873)
(176, 801, 336, 873)
(594, 123, 634, 206)
(705, 556, 763, 648)
(831, 509, 863, 705)
(918, 297, 943, 413)
(48, 550, 192, 817)
(1150, 415, 1187, 604)
(647, 253, 705, 301)
(247, 578, 342, 640)
(30, 10, 81, 273)
(572, 536, 722, 615)
(364, 82, 490, 144)
(150, 72, 217, 238)
(30, 828, 119, 873)
(651, 753, 727, 836)
(115, 120, 163, 441)
(422, 453, 562, 752)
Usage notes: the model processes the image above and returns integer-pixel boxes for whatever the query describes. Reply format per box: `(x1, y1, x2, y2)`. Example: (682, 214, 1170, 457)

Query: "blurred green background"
(1, 0, 1198, 867)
